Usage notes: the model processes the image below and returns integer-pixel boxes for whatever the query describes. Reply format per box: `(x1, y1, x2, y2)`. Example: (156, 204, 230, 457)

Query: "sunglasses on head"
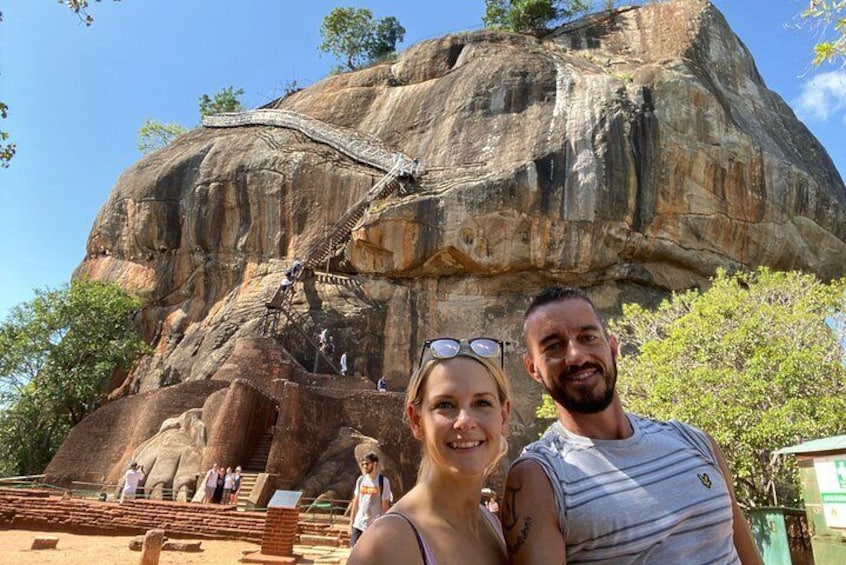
(419, 337, 505, 368)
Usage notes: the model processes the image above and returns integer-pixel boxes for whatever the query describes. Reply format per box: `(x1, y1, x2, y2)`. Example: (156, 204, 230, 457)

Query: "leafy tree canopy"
(136, 119, 189, 155)
(319, 7, 406, 71)
(198, 86, 245, 118)
(538, 268, 846, 508)
(0, 279, 149, 475)
(802, 0, 846, 64)
(483, 0, 592, 32)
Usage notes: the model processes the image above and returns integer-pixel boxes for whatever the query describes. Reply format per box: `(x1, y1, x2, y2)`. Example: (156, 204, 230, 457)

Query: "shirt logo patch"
(698, 473, 712, 488)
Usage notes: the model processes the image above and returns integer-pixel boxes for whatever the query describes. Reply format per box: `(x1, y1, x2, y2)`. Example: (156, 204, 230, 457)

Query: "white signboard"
(813, 456, 846, 530)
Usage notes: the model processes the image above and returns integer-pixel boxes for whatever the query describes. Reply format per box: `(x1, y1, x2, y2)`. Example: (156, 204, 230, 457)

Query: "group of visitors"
(318, 328, 351, 376)
(201, 464, 242, 505)
(278, 259, 303, 297)
(318, 328, 336, 355)
(346, 286, 762, 564)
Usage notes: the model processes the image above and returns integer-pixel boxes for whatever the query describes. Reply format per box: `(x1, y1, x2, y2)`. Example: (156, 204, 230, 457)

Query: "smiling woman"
(347, 338, 512, 565)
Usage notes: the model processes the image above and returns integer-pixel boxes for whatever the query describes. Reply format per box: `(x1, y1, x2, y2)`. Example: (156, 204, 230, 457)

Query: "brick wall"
(202, 379, 276, 470)
(261, 507, 298, 556)
(0, 489, 350, 546)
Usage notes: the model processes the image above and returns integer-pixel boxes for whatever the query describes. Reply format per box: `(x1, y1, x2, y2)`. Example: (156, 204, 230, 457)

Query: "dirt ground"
(0, 529, 261, 565)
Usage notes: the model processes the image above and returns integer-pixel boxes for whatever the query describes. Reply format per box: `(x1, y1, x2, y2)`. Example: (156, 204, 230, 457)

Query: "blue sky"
(1, 1, 844, 321)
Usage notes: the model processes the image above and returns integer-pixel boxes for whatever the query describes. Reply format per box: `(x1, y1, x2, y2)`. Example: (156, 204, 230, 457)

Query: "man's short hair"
(362, 452, 379, 463)
(523, 286, 606, 335)
(130, 462, 138, 469)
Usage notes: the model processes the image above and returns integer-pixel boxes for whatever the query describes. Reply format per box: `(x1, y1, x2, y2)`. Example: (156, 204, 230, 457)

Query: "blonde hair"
(406, 352, 512, 481)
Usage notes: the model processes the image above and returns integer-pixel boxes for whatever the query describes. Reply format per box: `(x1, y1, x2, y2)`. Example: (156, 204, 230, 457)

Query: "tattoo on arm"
(503, 483, 520, 531)
(503, 482, 533, 555)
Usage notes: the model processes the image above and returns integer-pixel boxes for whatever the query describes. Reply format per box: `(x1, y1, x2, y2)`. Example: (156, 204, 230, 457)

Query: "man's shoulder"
(630, 413, 706, 439)
(519, 422, 563, 455)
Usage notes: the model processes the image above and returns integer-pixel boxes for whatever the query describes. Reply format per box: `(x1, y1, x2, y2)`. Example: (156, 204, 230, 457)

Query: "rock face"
(58, 0, 846, 495)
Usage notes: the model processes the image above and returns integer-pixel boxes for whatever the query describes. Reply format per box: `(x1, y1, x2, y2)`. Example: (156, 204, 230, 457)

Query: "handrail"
(203, 109, 422, 177)
(0, 474, 45, 483)
(69, 480, 195, 501)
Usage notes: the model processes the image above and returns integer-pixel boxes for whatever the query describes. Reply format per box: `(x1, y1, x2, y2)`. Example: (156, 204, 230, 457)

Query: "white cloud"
(792, 70, 846, 123)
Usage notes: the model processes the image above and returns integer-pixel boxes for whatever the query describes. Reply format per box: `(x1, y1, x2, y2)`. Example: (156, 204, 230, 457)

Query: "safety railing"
(203, 109, 421, 176)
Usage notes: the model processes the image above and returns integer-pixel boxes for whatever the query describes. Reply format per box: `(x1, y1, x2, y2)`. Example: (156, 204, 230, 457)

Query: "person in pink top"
(348, 337, 512, 565)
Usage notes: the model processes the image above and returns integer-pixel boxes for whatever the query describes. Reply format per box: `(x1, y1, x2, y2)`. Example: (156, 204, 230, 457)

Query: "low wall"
(0, 489, 347, 546)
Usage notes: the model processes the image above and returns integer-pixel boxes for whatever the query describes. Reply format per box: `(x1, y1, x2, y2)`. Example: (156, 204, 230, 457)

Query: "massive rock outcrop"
(55, 0, 846, 496)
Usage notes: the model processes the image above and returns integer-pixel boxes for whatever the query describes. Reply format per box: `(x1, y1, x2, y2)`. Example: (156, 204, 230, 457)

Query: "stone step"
(298, 533, 341, 548)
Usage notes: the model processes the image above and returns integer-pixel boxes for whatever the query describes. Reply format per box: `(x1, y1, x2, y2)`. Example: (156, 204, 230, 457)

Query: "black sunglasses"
(419, 337, 505, 368)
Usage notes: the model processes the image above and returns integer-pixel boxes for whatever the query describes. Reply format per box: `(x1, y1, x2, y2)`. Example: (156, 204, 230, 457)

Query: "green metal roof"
(775, 435, 846, 455)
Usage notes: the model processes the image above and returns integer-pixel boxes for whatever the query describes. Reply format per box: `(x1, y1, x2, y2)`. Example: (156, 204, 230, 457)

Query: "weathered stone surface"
(57, 0, 846, 497)
(30, 536, 59, 550)
(44, 380, 229, 487)
(163, 540, 203, 552)
(130, 536, 203, 552)
(141, 529, 165, 565)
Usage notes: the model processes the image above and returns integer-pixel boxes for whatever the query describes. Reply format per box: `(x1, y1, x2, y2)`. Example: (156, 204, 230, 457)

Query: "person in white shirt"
(120, 462, 145, 503)
(348, 452, 392, 547)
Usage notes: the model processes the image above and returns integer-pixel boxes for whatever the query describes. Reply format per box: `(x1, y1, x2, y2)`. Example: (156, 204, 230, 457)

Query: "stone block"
(30, 536, 59, 550)
(140, 528, 165, 565)
(163, 540, 203, 552)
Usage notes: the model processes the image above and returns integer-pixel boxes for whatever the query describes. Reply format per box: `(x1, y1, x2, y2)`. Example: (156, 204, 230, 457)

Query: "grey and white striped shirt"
(518, 414, 739, 564)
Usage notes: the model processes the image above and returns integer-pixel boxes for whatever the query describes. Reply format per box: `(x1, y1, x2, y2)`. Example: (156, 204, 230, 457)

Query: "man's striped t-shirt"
(518, 414, 740, 564)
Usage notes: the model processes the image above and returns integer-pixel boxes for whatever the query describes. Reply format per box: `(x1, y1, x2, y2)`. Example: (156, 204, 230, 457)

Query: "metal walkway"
(205, 109, 420, 363)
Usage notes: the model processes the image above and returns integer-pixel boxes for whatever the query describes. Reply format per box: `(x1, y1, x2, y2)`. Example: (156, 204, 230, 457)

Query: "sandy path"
(0, 529, 260, 565)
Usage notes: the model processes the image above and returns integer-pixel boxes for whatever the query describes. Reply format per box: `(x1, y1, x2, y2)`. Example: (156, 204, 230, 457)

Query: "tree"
(135, 86, 243, 154)
(0, 279, 149, 475)
(198, 85, 244, 118)
(545, 268, 846, 509)
(136, 118, 189, 155)
(318, 7, 406, 71)
(61, 0, 120, 26)
(801, 0, 846, 65)
(483, 0, 590, 32)
(0, 93, 13, 170)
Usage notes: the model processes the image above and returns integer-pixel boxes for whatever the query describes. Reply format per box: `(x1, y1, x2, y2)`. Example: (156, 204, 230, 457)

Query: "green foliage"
(61, 0, 120, 26)
(136, 86, 243, 153)
(136, 118, 189, 155)
(483, 0, 591, 32)
(319, 7, 406, 71)
(0, 101, 14, 169)
(198, 86, 244, 118)
(802, 0, 846, 65)
(0, 279, 149, 475)
(604, 268, 846, 508)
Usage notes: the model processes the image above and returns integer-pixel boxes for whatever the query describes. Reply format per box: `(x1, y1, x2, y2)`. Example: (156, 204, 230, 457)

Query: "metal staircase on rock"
(203, 108, 419, 174)
(205, 109, 420, 372)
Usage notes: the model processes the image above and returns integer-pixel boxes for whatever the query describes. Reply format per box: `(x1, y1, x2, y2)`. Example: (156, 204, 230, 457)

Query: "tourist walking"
(120, 462, 145, 503)
(348, 337, 511, 564)
(348, 452, 392, 548)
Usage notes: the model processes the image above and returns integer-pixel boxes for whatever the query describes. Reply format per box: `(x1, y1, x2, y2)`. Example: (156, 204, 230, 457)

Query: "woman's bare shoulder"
(347, 512, 424, 565)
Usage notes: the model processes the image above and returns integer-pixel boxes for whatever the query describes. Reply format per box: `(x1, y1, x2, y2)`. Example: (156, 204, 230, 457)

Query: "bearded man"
(504, 287, 761, 565)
